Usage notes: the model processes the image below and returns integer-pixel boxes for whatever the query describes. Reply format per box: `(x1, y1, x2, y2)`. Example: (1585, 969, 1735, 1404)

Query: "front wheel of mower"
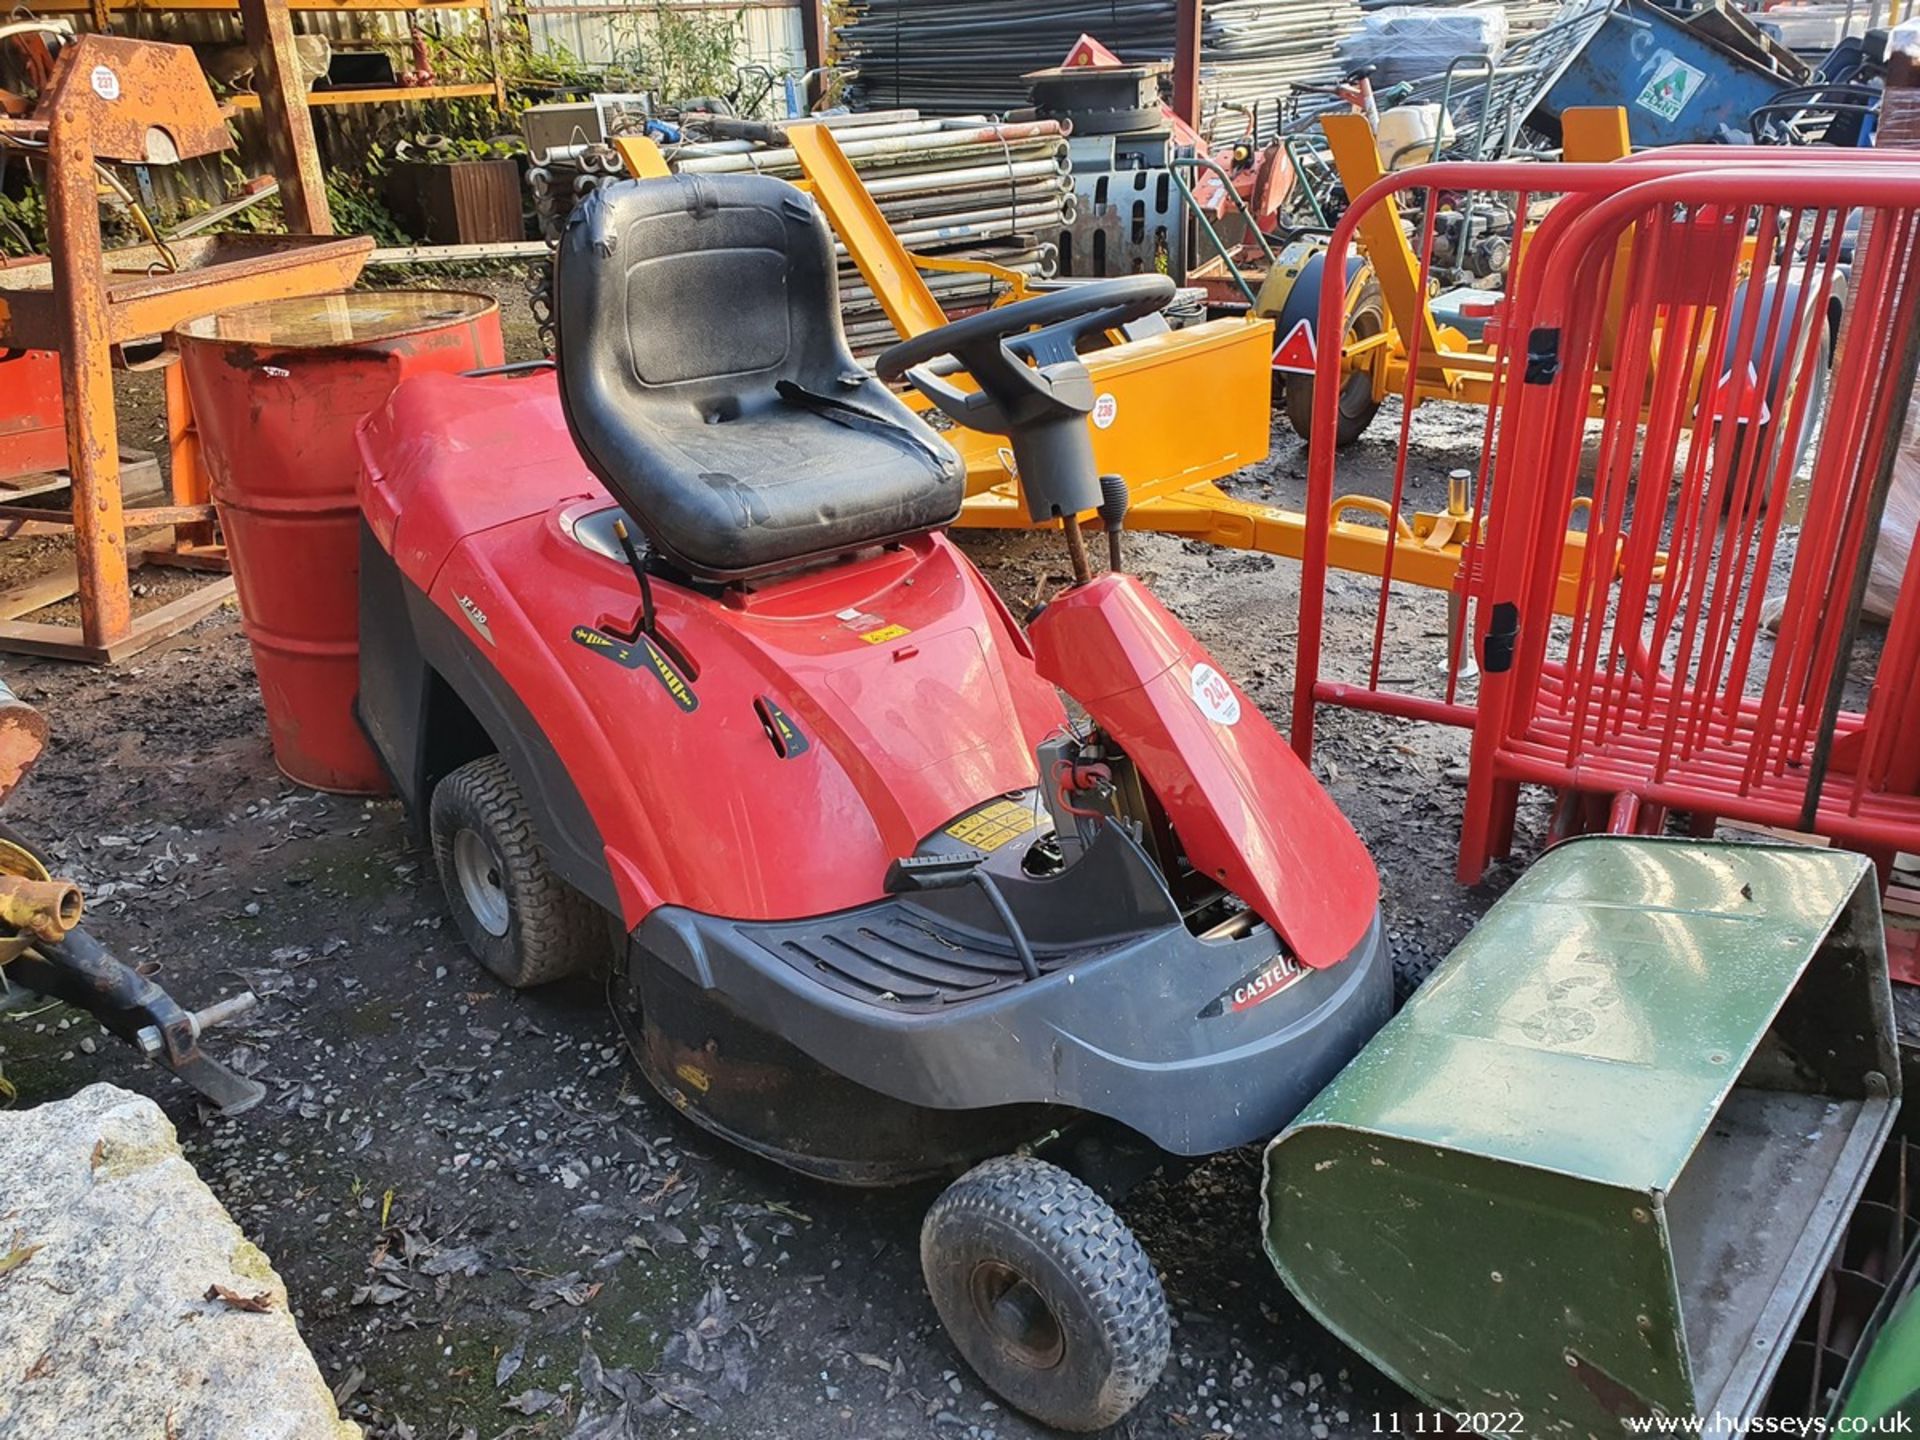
(922, 1155, 1170, 1432)
(1282, 279, 1386, 449)
(429, 754, 600, 988)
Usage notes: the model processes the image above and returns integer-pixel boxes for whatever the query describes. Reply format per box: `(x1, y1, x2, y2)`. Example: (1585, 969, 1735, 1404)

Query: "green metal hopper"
(1264, 837, 1900, 1436)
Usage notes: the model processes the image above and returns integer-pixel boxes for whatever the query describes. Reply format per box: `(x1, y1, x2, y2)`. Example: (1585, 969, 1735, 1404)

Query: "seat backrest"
(552, 172, 963, 579)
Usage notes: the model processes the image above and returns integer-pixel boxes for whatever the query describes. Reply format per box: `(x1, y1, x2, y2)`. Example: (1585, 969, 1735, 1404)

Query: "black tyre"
(1719, 316, 1833, 513)
(429, 754, 601, 988)
(1283, 278, 1386, 449)
(921, 1155, 1170, 1432)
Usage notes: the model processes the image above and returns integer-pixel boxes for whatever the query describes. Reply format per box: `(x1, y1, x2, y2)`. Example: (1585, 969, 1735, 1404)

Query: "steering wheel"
(874, 275, 1175, 435)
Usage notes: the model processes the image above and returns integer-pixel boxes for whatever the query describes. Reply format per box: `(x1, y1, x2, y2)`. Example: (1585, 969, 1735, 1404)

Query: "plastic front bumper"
(633, 901, 1393, 1159)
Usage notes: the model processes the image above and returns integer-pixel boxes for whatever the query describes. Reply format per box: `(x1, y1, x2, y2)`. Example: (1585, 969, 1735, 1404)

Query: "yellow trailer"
(616, 125, 1601, 601)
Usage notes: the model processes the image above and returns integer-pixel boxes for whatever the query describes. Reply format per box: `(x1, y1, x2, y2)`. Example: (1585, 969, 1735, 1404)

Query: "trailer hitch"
(0, 679, 263, 1113)
(3, 927, 265, 1115)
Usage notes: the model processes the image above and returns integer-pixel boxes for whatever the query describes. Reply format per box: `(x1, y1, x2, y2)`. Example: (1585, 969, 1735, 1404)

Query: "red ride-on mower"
(354, 173, 1389, 1430)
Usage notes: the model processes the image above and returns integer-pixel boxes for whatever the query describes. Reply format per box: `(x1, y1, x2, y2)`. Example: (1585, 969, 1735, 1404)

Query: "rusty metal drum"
(177, 291, 504, 793)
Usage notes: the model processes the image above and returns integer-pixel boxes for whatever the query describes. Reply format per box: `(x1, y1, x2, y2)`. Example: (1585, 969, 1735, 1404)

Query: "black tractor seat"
(553, 172, 966, 582)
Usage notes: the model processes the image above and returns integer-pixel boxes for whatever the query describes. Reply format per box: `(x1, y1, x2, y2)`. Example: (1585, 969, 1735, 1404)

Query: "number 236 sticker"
(1190, 663, 1240, 726)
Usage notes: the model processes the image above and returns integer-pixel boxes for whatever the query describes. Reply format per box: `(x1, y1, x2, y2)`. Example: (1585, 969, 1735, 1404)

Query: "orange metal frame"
(615, 126, 1628, 603)
(778, 122, 1277, 521)
(1316, 107, 1633, 416)
(0, 32, 369, 661)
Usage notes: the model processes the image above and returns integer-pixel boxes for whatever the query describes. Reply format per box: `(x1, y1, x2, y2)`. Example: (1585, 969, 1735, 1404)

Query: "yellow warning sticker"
(860, 624, 911, 645)
(944, 799, 1039, 853)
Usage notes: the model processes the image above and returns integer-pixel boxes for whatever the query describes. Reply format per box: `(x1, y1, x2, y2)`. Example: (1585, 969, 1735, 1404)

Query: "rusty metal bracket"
(0, 33, 367, 664)
(7, 926, 264, 1114)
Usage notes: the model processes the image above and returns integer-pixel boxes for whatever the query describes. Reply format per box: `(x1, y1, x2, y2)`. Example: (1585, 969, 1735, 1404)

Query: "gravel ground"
(0, 275, 1904, 1440)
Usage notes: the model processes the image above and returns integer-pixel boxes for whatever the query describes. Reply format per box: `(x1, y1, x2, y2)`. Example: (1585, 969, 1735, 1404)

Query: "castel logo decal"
(1198, 953, 1306, 1019)
(455, 594, 495, 646)
(570, 624, 698, 713)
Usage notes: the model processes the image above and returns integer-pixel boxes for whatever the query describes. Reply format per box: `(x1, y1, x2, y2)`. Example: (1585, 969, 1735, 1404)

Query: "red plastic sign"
(1704, 361, 1772, 426)
(1272, 318, 1317, 375)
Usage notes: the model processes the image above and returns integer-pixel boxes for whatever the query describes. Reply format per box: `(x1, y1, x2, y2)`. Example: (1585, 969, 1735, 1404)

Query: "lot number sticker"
(1191, 663, 1241, 726)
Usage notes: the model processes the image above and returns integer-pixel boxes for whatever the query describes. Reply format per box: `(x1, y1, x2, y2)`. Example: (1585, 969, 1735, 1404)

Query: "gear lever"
(1098, 474, 1129, 574)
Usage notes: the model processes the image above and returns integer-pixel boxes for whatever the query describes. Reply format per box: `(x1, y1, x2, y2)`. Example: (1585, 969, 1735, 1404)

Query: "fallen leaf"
(502, 1388, 560, 1416)
(419, 1244, 483, 1278)
(494, 1335, 525, 1389)
(331, 1364, 365, 1407)
(580, 1331, 605, 1398)
(204, 1283, 275, 1313)
(0, 1243, 41, 1278)
(854, 1352, 893, 1373)
(642, 1373, 721, 1423)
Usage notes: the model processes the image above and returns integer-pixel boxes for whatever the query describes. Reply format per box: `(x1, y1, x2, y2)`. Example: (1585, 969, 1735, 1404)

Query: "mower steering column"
(875, 276, 1175, 528)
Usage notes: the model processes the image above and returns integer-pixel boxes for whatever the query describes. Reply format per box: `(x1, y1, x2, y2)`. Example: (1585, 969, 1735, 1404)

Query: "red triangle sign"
(1062, 34, 1122, 68)
(1705, 361, 1772, 426)
(1272, 317, 1317, 374)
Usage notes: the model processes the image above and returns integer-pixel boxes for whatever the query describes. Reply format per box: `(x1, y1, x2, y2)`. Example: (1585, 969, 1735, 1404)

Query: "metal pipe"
(672, 120, 1068, 175)
(859, 152, 1072, 193)
(671, 118, 955, 156)
(0, 873, 83, 942)
(1173, 0, 1203, 127)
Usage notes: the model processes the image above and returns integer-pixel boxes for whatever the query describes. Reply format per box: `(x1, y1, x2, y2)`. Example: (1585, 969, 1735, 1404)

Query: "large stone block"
(0, 1083, 357, 1440)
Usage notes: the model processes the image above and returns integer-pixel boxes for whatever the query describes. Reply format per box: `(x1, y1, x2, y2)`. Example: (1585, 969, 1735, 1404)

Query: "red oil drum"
(177, 292, 504, 793)
(0, 349, 68, 483)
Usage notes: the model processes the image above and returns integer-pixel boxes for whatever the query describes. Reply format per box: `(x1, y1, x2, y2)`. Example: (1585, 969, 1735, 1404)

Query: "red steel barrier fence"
(1291, 151, 1920, 897)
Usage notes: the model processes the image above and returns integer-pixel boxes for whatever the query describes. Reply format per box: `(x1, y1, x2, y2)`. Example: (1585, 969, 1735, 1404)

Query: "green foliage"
(418, 18, 505, 88)
(325, 173, 409, 246)
(0, 186, 46, 257)
(180, 154, 405, 245)
(184, 188, 286, 236)
(363, 98, 514, 161)
(610, 0, 747, 108)
(427, 13, 604, 94)
(507, 39, 606, 91)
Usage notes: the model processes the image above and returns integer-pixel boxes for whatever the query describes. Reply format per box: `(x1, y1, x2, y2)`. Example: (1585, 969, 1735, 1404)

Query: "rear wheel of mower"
(1282, 279, 1385, 449)
(921, 1155, 1170, 1432)
(429, 754, 600, 988)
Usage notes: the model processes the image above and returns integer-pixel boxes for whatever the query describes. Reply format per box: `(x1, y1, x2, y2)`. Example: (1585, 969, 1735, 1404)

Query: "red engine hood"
(1029, 574, 1379, 968)
(360, 370, 1066, 925)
